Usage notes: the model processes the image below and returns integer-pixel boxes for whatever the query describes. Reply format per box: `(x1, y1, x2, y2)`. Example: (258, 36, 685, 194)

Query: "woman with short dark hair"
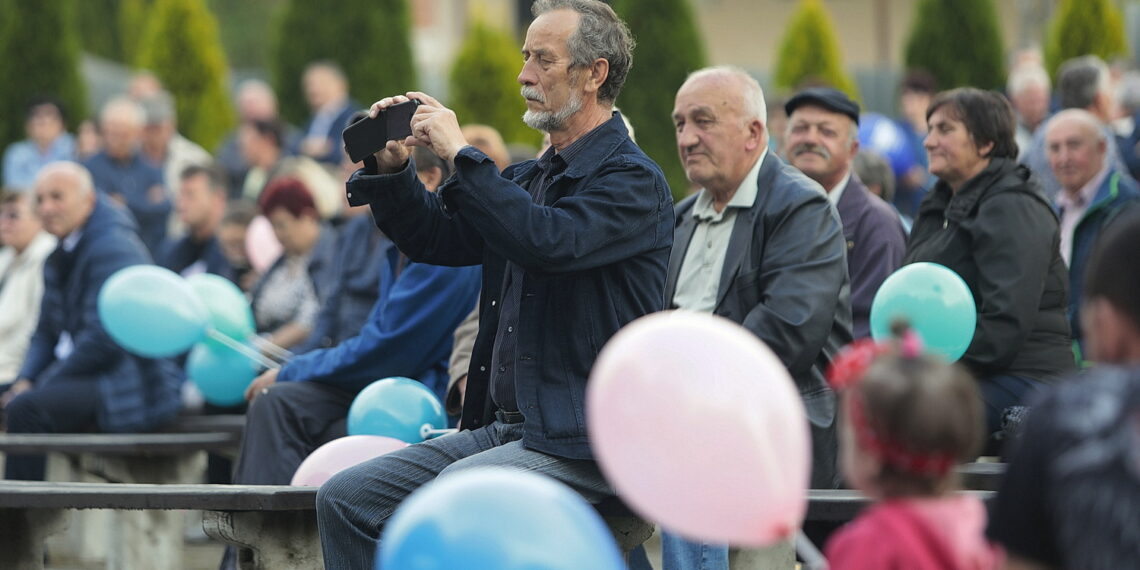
(903, 87, 1074, 449)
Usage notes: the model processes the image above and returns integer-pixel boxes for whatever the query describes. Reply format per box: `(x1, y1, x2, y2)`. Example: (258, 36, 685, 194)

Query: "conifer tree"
(1045, 0, 1128, 79)
(611, 0, 708, 201)
(904, 0, 1005, 90)
(136, 0, 235, 150)
(0, 0, 87, 174)
(774, 0, 859, 98)
(449, 19, 538, 146)
(272, 0, 417, 125)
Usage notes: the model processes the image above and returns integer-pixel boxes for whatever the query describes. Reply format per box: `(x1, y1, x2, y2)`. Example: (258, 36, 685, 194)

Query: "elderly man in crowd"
(1024, 55, 1136, 200)
(84, 97, 170, 254)
(1045, 108, 1140, 359)
(784, 87, 906, 339)
(657, 66, 851, 570)
(2, 162, 182, 480)
(315, 1, 673, 567)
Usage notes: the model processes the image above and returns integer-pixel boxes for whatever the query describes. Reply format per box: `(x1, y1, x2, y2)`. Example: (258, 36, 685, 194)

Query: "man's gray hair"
(532, 0, 634, 104)
(1057, 55, 1111, 110)
(36, 161, 95, 196)
(100, 96, 146, 128)
(684, 66, 767, 124)
(1007, 64, 1051, 97)
(1045, 108, 1108, 143)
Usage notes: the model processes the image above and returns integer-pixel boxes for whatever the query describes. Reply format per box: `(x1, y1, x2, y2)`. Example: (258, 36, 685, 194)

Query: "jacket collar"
(511, 111, 632, 186)
(921, 158, 1031, 222)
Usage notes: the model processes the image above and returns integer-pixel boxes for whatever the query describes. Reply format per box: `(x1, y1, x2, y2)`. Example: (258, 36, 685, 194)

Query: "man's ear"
(584, 58, 610, 97)
(745, 118, 766, 152)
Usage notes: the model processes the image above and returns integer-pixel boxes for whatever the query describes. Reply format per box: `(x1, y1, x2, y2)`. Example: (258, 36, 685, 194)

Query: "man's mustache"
(521, 86, 545, 103)
(791, 143, 831, 160)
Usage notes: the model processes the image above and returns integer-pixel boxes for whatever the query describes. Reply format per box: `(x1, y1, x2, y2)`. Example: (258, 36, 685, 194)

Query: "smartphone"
(342, 99, 421, 163)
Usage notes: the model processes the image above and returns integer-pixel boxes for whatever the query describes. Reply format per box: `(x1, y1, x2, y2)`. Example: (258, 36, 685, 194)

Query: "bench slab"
(0, 433, 238, 455)
(0, 481, 316, 511)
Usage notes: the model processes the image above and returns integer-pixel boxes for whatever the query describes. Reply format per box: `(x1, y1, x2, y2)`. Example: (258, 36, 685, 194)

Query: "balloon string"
(206, 329, 281, 370)
(249, 336, 294, 362)
(795, 529, 829, 570)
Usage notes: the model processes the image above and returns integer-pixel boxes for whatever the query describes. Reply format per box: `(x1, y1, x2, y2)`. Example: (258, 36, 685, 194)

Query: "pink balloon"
(587, 311, 810, 547)
(291, 435, 408, 486)
(245, 215, 282, 274)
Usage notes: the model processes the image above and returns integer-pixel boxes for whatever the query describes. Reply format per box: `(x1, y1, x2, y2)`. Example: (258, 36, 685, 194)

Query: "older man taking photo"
(315, 1, 673, 567)
(784, 87, 906, 339)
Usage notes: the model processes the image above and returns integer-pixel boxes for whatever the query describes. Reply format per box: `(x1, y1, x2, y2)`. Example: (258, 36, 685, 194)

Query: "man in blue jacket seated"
(157, 164, 235, 280)
(316, 1, 674, 567)
(2, 161, 184, 480)
(229, 147, 481, 486)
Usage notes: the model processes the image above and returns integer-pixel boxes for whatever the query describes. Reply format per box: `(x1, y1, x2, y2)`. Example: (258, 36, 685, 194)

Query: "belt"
(495, 409, 525, 425)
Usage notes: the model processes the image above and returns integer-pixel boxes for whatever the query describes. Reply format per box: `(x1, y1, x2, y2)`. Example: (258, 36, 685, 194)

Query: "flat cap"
(785, 87, 860, 125)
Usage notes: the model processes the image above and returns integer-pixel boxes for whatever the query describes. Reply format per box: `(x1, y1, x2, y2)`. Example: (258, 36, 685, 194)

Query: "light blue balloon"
(379, 468, 625, 570)
(347, 377, 445, 443)
(870, 262, 977, 361)
(186, 342, 258, 407)
(186, 273, 255, 343)
(97, 265, 209, 358)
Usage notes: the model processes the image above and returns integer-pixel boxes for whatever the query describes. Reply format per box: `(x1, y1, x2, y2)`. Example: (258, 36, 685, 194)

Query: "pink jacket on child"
(825, 495, 1003, 570)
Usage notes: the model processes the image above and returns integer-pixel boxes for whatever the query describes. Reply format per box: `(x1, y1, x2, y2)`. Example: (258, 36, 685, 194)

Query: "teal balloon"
(380, 468, 625, 570)
(186, 273, 255, 342)
(186, 342, 258, 406)
(870, 262, 977, 361)
(97, 265, 209, 358)
(347, 377, 446, 443)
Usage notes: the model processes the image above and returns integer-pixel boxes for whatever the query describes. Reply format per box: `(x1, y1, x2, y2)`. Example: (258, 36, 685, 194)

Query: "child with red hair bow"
(824, 324, 1003, 569)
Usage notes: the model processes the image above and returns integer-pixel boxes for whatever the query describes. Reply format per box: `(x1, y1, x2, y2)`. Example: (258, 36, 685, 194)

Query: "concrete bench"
(0, 481, 996, 570)
(958, 461, 1006, 491)
(0, 481, 314, 570)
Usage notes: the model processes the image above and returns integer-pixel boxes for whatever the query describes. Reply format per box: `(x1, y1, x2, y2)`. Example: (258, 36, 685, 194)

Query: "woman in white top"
(0, 191, 57, 380)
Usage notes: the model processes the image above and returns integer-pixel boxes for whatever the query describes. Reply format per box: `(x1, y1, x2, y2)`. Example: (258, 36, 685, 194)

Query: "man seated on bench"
(230, 147, 481, 486)
(1, 161, 184, 480)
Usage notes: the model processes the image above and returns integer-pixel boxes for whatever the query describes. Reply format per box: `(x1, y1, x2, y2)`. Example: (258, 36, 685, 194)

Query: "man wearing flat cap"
(786, 87, 906, 339)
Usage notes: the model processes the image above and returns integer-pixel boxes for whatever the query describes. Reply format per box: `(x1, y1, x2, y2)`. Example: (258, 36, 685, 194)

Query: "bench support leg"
(729, 540, 796, 569)
(203, 510, 323, 570)
(108, 510, 185, 570)
(0, 508, 69, 570)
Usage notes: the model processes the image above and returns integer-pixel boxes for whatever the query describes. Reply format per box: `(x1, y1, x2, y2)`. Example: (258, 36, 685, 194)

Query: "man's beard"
(521, 85, 583, 132)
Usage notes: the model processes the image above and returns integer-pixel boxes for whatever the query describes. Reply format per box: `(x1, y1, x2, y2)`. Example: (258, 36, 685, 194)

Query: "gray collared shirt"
(672, 149, 765, 313)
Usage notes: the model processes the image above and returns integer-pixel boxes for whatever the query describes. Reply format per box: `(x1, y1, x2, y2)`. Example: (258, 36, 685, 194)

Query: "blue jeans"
(316, 420, 613, 569)
(661, 533, 728, 570)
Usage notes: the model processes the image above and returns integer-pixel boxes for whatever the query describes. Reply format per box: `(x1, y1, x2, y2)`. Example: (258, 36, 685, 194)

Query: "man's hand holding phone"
(402, 92, 467, 166)
(362, 96, 415, 173)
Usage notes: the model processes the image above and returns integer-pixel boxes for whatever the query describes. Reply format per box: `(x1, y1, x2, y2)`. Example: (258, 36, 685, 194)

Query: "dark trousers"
(978, 373, 1042, 455)
(4, 381, 101, 480)
(231, 381, 356, 485)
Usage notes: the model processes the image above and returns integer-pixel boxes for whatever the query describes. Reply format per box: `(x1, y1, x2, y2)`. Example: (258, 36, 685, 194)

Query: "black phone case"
(342, 100, 419, 163)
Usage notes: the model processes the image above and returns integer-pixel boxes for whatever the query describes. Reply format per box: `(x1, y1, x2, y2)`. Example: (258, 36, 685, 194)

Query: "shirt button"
(498, 365, 506, 373)
(491, 300, 497, 306)
(507, 326, 514, 333)
(479, 366, 486, 372)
